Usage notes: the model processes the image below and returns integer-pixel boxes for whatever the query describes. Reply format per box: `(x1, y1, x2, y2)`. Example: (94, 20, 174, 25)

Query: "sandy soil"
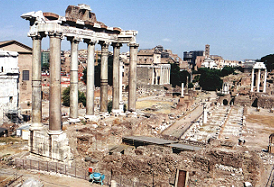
(243, 107, 274, 151)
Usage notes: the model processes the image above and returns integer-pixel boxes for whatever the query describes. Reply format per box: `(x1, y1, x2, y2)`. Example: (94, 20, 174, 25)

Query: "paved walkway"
(162, 104, 204, 138)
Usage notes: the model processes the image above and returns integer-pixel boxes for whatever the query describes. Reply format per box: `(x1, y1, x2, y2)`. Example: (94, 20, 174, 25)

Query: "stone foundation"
(30, 127, 73, 161)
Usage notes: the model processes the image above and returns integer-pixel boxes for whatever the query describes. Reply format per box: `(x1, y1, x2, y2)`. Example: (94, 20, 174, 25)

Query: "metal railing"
(14, 158, 165, 187)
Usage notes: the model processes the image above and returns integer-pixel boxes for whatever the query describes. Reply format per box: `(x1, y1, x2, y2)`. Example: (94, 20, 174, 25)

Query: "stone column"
(160, 65, 163, 85)
(84, 39, 96, 118)
(151, 67, 154, 85)
(119, 61, 124, 113)
(31, 34, 43, 129)
(181, 83, 184, 97)
(251, 68, 254, 92)
(99, 41, 109, 113)
(48, 32, 62, 134)
(203, 105, 207, 124)
(112, 43, 122, 115)
(168, 66, 170, 83)
(257, 69, 261, 92)
(128, 43, 139, 112)
(186, 76, 189, 94)
(68, 37, 80, 122)
(264, 69, 267, 93)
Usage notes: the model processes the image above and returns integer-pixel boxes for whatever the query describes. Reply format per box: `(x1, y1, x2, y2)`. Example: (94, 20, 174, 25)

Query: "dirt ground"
(244, 107, 274, 151)
(0, 165, 103, 187)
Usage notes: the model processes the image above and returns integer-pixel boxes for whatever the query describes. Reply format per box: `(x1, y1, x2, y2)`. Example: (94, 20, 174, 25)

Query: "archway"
(252, 98, 258, 107)
(223, 99, 228, 106)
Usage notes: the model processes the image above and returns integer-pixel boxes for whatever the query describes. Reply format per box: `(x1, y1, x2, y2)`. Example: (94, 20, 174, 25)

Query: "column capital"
(111, 42, 123, 48)
(48, 31, 63, 39)
(83, 39, 97, 45)
(67, 36, 81, 43)
(30, 32, 45, 40)
(128, 43, 139, 48)
(99, 40, 111, 46)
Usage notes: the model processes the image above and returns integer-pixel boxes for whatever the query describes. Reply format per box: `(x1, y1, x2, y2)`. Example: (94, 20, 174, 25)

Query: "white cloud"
(162, 38, 172, 42)
(252, 37, 265, 42)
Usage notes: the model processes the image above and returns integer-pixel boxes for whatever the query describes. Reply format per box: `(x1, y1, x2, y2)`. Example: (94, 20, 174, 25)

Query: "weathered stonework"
(30, 126, 73, 161)
(22, 4, 138, 161)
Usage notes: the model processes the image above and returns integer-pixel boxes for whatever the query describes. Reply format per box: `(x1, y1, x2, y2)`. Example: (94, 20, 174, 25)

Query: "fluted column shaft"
(31, 35, 43, 128)
(119, 61, 123, 112)
(68, 37, 80, 119)
(49, 33, 62, 133)
(257, 69, 261, 92)
(85, 40, 96, 116)
(264, 70, 267, 92)
(251, 68, 254, 92)
(112, 43, 122, 112)
(99, 42, 109, 113)
(128, 43, 139, 112)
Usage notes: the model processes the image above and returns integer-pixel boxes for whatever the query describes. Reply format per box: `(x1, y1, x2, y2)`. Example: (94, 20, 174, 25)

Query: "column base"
(112, 109, 121, 116)
(48, 129, 63, 135)
(119, 102, 124, 113)
(85, 115, 98, 121)
(68, 118, 81, 124)
(30, 123, 43, 131)
(29, 127, 73, 161)
(126, 111, 137, 117)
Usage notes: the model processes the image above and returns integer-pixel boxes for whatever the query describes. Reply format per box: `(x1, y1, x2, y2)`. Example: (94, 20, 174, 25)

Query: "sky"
(1, 0, 274, 61)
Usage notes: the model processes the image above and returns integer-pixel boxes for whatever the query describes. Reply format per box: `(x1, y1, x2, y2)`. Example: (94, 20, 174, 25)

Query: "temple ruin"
(21, 4, 138, 161)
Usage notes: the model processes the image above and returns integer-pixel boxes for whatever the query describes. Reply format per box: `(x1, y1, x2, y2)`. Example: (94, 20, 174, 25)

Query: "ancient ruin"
(21, 4, 138, 160)
(0, 3, 274, 187)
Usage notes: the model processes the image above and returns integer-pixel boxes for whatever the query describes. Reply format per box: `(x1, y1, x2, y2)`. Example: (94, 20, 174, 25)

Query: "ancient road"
(162, 104, 204, 138)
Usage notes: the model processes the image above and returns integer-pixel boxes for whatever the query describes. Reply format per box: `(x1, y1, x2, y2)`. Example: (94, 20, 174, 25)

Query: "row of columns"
(30, 32, 139, 134)
(151, 66, 170, 85)
(251, 68, 267, 93)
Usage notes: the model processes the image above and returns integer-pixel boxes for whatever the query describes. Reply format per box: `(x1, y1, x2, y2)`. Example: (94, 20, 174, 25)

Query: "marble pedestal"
(29, 126, 73, 161)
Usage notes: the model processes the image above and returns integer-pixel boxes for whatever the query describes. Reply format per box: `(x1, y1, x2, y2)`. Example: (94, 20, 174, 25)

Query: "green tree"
(42, 63, 49, 71)
(221, 66, 234, 77)
(62, 86, 86, 107)
(197, 68, 223, 91)
(193, 75, 200, 83)
(107, 100, 112, 113)
(170, 63, 190, 87)
(260, 54, 274, 72)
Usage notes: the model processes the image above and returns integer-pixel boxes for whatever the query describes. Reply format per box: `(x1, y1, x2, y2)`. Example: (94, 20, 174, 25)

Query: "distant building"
(0, 40, 32, 112)
(243, 60, 256, 72)
(183, 50, 204, 68)
(0, 50, 20, 124)
(205, 44, 210, 57)
(201, 57, 218, 69)
(121, 45, 184, 87)
(188, 45, 241, 70)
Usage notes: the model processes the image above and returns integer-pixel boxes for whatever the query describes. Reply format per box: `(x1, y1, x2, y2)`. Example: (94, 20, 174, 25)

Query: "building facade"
(122, 46, 175, 87)
(0, 50, 20, 124)
(0, 40, 32, 112)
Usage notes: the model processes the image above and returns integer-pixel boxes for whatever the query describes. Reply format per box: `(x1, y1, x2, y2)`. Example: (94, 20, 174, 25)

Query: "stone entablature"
(21, 4, 137, 44)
